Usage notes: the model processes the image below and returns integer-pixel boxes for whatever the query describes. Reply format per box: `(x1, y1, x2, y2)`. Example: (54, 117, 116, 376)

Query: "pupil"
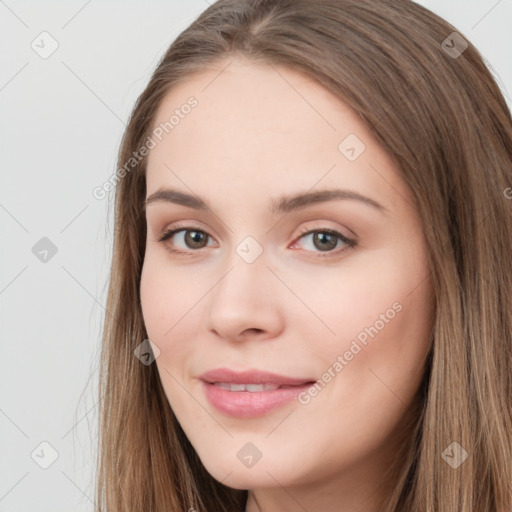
(315, 232, 336, 251)
(186, 231, 206, 248)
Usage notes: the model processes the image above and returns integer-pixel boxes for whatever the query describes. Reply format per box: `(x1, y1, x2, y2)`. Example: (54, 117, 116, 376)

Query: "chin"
(210, 469, 279, 490)
(198, 447, 301, 490)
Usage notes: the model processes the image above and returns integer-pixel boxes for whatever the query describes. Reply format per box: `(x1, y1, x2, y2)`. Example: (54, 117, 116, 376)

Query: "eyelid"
(156, 220, 217, 242)
(292, 223, 355, 243)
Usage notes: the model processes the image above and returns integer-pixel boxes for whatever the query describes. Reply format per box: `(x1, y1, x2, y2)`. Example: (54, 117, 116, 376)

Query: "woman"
(96, 1, 512, 510)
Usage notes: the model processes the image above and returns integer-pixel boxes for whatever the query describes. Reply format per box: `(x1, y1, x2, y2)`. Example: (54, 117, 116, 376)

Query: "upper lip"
(199, 367, 315, 386)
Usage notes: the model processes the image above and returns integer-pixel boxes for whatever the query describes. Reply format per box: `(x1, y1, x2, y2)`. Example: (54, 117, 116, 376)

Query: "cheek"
(287, 257, 433, 472)
(292, 245, 431, 346)
(140, 256, 208, 420)
(140, 249, 200, 333)
(300, 243, 433, 400)
(140, 260, 170, 341)
(139, 254, 201, 365)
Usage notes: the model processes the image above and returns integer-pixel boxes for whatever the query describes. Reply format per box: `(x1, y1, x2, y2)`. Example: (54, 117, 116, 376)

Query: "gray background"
(1, 1, 511, 510)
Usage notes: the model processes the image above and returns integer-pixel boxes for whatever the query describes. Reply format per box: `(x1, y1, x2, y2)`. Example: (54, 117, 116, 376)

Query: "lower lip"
(201, 381, 313, 418)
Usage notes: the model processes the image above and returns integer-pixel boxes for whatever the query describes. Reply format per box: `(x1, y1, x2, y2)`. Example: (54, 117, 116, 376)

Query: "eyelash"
(156, 223, 357, 258)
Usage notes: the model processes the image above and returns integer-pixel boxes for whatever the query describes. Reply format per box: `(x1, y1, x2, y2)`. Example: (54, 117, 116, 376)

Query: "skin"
(140, 56, 435, 512)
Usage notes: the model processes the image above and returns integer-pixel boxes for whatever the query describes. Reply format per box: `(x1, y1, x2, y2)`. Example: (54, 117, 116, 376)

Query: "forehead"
(149, 57, 364, 159)
(145, 57, 413, 214)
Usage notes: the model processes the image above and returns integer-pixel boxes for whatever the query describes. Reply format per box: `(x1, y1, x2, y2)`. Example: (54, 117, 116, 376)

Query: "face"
(140, 57, 434, 506)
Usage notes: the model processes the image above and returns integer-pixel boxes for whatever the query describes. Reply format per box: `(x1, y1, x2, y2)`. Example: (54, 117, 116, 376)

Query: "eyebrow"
(144, 188, 388, 215)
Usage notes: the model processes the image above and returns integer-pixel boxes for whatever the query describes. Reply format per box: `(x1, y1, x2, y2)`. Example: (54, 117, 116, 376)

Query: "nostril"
(242, 328, 264, 336)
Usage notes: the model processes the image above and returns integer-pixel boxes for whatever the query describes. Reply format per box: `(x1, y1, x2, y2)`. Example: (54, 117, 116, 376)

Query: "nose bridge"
(212, 238, 268, 309)
(206, 238, 281, 339)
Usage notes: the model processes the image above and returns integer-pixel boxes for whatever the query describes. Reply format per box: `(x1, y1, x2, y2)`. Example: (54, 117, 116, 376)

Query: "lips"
(199, 367, 315, 387)
(199, 367, 316, 418)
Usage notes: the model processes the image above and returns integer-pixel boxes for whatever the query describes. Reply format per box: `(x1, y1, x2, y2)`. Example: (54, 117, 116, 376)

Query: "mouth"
(210, 382, 311, 392)
(199, 368, 316, 418)
(199, 367, 315, 387)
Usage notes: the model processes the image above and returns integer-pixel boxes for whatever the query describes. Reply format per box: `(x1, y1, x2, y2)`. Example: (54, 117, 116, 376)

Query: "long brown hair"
(96, 1, 512, 510)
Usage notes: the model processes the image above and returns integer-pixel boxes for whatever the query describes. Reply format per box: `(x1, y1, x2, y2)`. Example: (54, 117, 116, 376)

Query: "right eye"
(158, 226, 217, 255)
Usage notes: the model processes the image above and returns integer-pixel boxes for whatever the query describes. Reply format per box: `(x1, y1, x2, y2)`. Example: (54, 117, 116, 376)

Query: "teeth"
(246, 383, 279, 392)
(213, 383, 280, 392)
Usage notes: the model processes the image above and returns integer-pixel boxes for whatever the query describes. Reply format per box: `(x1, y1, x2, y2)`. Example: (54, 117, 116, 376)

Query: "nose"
(206, 254, 284, 343)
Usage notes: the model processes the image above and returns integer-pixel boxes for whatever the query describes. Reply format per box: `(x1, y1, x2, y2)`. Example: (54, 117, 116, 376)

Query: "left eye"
(292, 228, 356, 255)
(157, 227, 356, 256)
